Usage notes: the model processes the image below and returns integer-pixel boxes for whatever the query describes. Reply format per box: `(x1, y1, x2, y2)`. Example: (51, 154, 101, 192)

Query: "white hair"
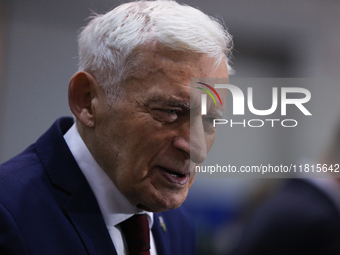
(78, 0, 233, 99)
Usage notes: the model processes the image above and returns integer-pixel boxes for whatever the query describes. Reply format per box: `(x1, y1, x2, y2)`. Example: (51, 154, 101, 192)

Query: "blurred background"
(1, 0, 340, 254)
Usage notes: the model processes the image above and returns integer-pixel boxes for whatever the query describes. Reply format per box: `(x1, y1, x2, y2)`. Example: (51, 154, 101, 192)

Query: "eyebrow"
(146, 95, 190, 110)
(145, 94, 227, 117)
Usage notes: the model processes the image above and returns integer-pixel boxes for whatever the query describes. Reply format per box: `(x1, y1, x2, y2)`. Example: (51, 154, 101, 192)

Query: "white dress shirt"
(64, 124, 157, 255)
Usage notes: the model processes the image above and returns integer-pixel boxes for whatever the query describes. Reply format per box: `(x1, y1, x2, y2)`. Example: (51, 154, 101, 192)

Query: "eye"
(162, 109, 180, 122)
(152, 109, 181, 123)
(165, 109, 178, 116)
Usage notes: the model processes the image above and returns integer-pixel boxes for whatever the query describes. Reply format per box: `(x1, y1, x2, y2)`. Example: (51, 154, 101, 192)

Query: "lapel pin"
(159, 216, 166, 232)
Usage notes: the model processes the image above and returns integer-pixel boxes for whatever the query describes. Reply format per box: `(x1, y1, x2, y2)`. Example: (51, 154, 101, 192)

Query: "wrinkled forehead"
(124, 42, 221, 83)
(120, 43, 229, 108)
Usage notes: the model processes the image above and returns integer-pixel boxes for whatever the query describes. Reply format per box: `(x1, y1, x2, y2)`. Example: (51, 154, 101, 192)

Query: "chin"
(138, 192, 188, 213)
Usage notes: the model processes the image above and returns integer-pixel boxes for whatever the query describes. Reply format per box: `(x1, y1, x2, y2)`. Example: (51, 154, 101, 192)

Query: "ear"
(68, 71, 98, 128)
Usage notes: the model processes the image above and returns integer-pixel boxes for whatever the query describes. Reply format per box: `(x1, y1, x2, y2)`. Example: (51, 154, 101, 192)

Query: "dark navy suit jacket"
(0, 117, 196, 255)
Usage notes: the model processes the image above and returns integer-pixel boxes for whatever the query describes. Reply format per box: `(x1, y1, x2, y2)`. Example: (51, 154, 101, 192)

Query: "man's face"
(91, 44, 229, 212)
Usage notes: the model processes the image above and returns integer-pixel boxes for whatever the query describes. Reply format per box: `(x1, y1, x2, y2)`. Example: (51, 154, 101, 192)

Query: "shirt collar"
(63, 123, 154, 228)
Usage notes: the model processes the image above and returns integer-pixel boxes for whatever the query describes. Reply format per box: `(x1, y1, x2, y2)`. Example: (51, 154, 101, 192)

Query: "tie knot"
(120, 214, 150, 255)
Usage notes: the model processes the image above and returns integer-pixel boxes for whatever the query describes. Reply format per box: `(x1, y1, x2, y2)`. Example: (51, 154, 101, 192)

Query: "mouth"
(157, 166, 189, 186)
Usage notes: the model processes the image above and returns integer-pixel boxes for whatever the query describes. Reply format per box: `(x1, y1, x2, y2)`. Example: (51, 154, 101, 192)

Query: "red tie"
(119, 214, 151, 255)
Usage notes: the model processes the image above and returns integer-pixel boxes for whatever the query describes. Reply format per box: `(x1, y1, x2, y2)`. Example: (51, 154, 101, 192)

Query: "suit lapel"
(64, 183, 117, 255)
(152, 213, 170, 255)
(36, 118, 117, 255)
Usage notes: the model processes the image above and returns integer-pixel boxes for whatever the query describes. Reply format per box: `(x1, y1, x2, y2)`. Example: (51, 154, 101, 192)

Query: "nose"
(173, 118, 207, 164)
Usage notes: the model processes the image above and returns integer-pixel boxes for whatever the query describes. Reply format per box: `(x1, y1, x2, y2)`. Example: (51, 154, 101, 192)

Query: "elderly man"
(0, 1, 232, 254)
